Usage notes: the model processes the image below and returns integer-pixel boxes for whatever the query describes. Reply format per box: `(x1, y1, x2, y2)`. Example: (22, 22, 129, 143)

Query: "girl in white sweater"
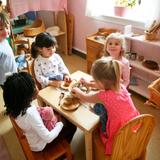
(3, 72, 76, 151)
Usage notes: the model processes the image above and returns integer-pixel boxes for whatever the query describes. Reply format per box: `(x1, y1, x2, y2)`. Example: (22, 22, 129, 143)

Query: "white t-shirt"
(15, 105, 63, 151)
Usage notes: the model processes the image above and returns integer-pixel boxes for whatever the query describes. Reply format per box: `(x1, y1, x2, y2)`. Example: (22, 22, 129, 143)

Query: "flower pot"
(114, 6, 129, 17)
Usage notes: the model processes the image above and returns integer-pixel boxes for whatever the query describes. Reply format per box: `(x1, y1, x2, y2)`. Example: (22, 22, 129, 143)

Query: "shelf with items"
(129, 60, 160, 78)
(125, 35, 160, 47)
(126, 35, 160, 98)
(129, 78, 150, 98)
(129, 64, 160, 98)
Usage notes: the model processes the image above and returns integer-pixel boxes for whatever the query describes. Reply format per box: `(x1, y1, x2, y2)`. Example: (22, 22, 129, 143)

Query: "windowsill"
(89, 15, 145, 30)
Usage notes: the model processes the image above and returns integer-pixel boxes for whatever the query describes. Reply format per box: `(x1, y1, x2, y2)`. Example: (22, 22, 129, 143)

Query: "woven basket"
(148, 78, 160, 107)
(145, 31, 157, 41)
(23, 19, 45, 37)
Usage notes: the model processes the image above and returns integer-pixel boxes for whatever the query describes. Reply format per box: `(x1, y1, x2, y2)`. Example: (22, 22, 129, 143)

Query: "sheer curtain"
(86, 0, 160, 24)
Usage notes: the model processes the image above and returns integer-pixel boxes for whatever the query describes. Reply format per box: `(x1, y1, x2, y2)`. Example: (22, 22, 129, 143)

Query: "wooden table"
(37, 71, 99, 160)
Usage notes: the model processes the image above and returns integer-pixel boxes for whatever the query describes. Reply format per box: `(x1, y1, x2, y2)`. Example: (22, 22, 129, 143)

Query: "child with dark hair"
(3, 72, 76, 152)
(0, 12, 17, 89)
(31, 32, 71, 88)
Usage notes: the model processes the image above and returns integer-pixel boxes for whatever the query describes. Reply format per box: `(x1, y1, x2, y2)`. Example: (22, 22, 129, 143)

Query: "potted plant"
(114, 0, 138, 17)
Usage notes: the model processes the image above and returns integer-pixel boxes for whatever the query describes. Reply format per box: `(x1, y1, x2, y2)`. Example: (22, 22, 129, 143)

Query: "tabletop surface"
(38, 71, 99, 132)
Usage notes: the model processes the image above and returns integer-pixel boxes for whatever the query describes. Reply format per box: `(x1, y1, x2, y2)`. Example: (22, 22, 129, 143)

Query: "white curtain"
(86, 0, 160, 23)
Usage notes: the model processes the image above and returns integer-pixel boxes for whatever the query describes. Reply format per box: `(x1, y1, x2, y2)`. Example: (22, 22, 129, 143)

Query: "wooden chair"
(9, 115, 73, 160)
(26, 58, 42, 90)
(13, 39, 31, 55)
(93, 114, 155, 160)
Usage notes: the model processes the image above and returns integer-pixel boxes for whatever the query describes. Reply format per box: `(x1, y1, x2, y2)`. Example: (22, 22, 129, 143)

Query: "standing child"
(103, 32, 130, 87)
(31, 32, 71, 88)
(0, 12, 17, 89)
(3, 72, 76, 152)
(81, 32, 130, 89)
(72, 58, 139, 155)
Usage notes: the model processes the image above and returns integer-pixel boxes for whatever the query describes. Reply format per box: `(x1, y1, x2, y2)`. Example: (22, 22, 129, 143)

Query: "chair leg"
(64, 146, 73, 160)
(138, 150, 146, 160)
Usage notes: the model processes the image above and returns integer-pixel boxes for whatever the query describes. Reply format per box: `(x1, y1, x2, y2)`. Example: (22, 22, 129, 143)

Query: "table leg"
(85, 131, 93, 160)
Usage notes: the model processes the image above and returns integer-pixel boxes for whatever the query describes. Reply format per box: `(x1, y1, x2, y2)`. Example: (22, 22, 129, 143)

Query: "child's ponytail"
(31, 42, 39, 58)
(112, 60, 121, 91)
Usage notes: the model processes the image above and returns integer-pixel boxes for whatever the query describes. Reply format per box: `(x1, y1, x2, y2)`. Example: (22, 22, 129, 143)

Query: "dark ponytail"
(31, 42, 39, 58)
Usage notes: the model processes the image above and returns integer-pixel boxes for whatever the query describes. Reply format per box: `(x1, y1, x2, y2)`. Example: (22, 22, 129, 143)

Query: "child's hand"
(71, 87, 84, 99)
(80, 78, 91, 87)
(64, 74, 71, 82)
(49, 80, 63, 88)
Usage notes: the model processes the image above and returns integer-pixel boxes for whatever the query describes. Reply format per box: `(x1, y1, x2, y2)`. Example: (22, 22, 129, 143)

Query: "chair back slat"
(9, 115, 35, 160)
(93, 114, 155, 160)
(9, 115, 72, 160)
(111, 114, 155, 160)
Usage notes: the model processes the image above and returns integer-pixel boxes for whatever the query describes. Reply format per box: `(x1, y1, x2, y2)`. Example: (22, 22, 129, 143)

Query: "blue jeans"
(93, 103, 108, 133)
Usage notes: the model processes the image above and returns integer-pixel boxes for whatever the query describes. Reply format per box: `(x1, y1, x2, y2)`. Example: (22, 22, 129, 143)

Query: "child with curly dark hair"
(3, 72, 76, 152)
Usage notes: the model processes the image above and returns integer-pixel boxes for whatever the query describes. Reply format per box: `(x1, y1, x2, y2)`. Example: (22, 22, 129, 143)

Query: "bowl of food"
(69, 81, 89, 93)
(61, 95, 80, 111)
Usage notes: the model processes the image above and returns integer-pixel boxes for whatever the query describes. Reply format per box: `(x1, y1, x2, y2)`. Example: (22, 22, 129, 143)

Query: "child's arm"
(34, 60, 50, 87)
(48, 80, 63, 88)
(56, 54, 70, 76)
(80, 78, 98, 88)
(121, 60, 130, 87)
(71, 87, 101, 104)
(29, 108, 63, 143)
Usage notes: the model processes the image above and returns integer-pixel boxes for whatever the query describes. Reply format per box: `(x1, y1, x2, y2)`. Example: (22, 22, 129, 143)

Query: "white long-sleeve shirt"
(34, 53, 70, 88)
(0, 39, 17, 85)
(15, 105, 63, 151)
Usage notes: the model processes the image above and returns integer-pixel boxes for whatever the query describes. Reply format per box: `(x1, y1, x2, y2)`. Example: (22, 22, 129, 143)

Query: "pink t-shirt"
(120, 57, 130, 87)
(98, 85, 139, 155)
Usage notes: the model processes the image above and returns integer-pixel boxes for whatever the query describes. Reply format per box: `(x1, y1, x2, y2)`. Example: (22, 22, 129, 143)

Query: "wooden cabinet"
(86, 35, 104, 73)
(86, 28, 118, 73)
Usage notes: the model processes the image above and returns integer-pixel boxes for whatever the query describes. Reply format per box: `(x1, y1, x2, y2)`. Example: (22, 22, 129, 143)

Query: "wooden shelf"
(129, 60, 160, 78)
(129, 78, 150, 98)
(125, 35, 160, 47)
(53, 31, 65, 37)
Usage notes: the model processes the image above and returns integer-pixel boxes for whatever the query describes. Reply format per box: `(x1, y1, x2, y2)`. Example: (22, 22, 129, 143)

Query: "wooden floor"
(0, 53, 160, 160)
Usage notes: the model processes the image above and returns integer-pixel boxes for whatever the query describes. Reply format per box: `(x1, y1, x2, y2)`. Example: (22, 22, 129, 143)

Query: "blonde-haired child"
(72, 58, 139, 155)
(103, 32, 130, 87)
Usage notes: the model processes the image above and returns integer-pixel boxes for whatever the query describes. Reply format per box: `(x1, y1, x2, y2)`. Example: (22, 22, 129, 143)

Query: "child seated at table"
(3, 72, 77, 151)
(31, 32, 71, 88)
(72, 58, 139, 155)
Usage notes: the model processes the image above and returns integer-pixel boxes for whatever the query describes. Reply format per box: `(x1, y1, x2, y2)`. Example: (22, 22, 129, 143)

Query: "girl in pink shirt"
(72, 58, 139, 155)
(103, 32, 130, 87)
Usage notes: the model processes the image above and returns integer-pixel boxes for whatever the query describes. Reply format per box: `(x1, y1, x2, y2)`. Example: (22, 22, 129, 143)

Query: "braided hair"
(3, 72, 36, 118)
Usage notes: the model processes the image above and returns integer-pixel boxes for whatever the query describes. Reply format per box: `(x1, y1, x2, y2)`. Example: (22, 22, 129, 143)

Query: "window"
(86, 0, 160, 29)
